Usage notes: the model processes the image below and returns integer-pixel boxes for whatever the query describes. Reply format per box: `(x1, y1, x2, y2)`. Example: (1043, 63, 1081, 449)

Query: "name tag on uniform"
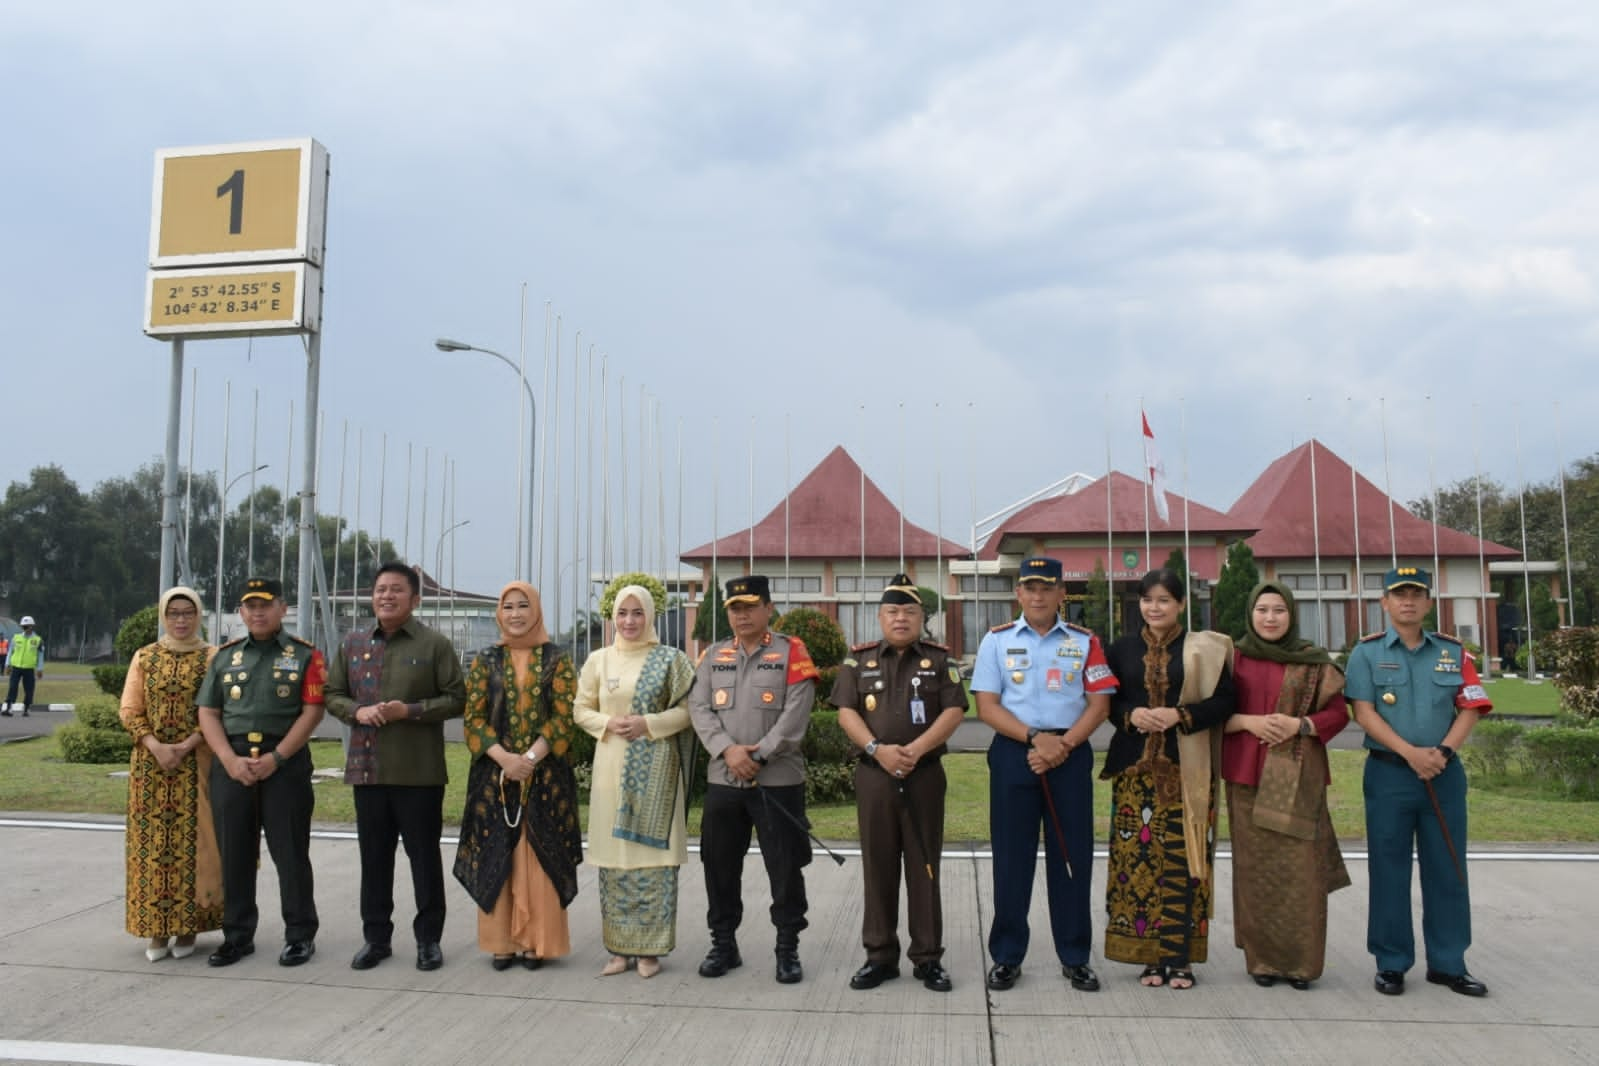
(1046, 667, 1063, 693)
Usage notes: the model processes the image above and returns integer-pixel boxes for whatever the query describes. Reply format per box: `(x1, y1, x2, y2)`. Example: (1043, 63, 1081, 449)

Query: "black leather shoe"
(1063, 963, 1100, 991)
(1289, 978, 1312, 991)
(278, 941, 315, 966)
(1253, 974, 1277, 987)
(1426, 969, 1488, 996)
(913, 961, 953, 992)
(775, 949, 803, 984)
(416, 942, 443, 971)
(491, 954, 516, 971)
(848, 961, 899, 990)
(698, 943, 742, 978)
(987, 963, 1021, 990)
(1374, 970, 1405, 996)
(207, 941, 255, 967)
(350, 942, 392, 970)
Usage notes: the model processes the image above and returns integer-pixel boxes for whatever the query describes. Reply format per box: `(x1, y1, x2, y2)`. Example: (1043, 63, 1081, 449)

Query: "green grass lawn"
(7, 734, 1596, 844)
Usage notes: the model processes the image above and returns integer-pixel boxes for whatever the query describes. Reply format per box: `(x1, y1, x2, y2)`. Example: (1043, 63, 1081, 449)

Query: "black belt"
(227, 733, 284, 752)
(1367, 748, 1407, 767)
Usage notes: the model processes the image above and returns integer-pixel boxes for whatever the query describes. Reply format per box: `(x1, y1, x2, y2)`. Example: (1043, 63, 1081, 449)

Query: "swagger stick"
(1423, 778, 1466, 887)
(758, 784, 846, 867)
(1039, 772, 1075, 880)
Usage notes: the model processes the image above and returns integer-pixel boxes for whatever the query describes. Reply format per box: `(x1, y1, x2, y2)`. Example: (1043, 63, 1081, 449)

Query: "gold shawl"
(1176, 630, 1233, 880)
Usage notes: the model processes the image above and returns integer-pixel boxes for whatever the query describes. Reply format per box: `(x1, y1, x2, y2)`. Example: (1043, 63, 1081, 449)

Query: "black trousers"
(354, 784, 447, 945)
(210, 743, 319, 946)
(700, 783, 811, 941)
(5, 667, 36, 709)
(855, 759, 946, 966)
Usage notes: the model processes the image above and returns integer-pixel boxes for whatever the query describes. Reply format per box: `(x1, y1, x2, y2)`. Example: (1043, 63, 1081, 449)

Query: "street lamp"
(214, 463, 269, 643)
(434, 518, 471, 644)
(436, 337, 537, 583)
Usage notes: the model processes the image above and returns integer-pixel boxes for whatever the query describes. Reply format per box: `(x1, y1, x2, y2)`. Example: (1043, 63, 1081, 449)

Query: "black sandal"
(1168, 968, 1196, 989)
(1139, 964, 1167, 987)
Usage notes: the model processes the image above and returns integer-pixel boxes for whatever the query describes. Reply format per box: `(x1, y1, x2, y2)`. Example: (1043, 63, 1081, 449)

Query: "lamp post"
(214, 463, 270, 643)
(435, 337, 536, 583)
(434, 518, 471, 643)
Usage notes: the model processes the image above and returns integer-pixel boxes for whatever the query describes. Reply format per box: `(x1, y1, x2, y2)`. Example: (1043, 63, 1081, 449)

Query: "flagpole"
(675, 416, 685, 648)
(1426, 394, 1441, 612)
(858, 404, 867, 644)
(748, 414, 755, 575)
(898, 401, 906, 572)
(1472, 401, 1492, 679)
(1180, 397, 1192, 630)
(1380, 397, 1398, 567)
(280, 400, 294, 586)
(619, 373, 628, 574)
(710, 414, 719, 645)
(572, 334, 584, 653)
(1141, 399, 1151, 562)
(934, 401, 944, 642)
(601, 354, 611, 582)
(1555, 401, 1575, 627)
(968, 401, 980, 655)
(784, 413, 791, 609)
(537, 301, 552, 585)
(1349, 397, 1363, 636)
(1105, 398, 1115, 642)
(1513, 404, 1538, 680)
(550, 327, 565, 633)
(1306, 409, 1324, 646)
(639, 384, 648, 571)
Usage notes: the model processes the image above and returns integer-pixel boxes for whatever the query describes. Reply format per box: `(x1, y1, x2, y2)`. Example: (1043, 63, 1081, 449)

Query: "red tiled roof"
(1227, 440, 1519, 560)
(983, 471, 1254, 559)
(681, 445, 969, 562)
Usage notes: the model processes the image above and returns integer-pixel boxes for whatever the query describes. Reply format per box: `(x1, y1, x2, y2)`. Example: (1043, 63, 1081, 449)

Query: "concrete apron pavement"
(1, 821, 1596, 1066)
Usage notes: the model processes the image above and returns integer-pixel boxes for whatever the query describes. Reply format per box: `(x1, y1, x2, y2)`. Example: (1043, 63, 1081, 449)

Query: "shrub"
(801, 708, 857, 804)
(1520, 726, 1599, 797)
(1542, 627, 1599, 723)
(813, 665, 838, 708)
(59, 727, 133, 764)
(1463, 718, 1524, 778)
(75, 694, 126, 732)
(114, 605, 160, 662)
(774, 608, 847, 670)
(93, 664, 130, 696)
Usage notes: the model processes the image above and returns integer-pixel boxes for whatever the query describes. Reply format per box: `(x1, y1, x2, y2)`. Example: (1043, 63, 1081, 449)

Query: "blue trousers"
(1363, 755, 1472, 974)
(987, 737, 1094, 968)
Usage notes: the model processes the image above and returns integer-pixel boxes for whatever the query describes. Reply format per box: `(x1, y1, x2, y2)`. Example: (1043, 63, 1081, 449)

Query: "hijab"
(495, 581, 550, 650)
(610, 584, 661, 652)
(1234, 579, 1334, 665)
(157, 586, 208, 653)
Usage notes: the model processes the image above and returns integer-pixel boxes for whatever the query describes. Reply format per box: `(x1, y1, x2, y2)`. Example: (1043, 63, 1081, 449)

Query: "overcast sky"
(4, 1, 1595, 622)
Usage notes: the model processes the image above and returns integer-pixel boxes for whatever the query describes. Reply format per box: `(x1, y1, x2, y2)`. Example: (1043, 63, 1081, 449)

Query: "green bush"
(805, 762, 856, 806)
(801, 708, 857, 803)
(813, 665, 838, 708)
(1543, 627, 1599, 722)
(92, 663, 130, 696)
(599, 572, 670, 619)
(1463, 718, 1524, 778)
(75, 694, 126, 732)
(775, 607, 847, 670)
(1520, 726, 1599, 797)
(114, 605, 160, 661)
(58, 723, 133, 764)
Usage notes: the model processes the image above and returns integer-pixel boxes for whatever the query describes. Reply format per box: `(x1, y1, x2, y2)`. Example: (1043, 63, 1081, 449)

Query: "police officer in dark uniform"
(688, 575, 820, 984)
(196, 577, 328, 967)
(833, 575, 967, 992)
(1345, 566, 1493, 998)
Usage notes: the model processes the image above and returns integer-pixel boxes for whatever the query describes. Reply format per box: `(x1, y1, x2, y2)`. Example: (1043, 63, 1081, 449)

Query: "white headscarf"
(610, 584, 660, 652)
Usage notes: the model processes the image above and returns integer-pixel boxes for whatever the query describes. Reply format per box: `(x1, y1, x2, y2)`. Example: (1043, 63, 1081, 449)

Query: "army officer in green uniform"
(197, 577, 328, 967)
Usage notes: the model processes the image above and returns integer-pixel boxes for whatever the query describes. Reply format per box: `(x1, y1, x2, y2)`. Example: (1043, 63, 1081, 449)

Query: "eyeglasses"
(165, 609, 200, 620)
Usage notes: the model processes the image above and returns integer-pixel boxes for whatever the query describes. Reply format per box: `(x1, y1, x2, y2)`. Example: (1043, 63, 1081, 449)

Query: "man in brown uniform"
(833, 576, 967, 992)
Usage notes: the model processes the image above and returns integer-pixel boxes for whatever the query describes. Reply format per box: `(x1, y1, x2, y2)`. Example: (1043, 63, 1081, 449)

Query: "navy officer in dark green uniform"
(197, 577, 328, 967)
(1345, 566, 1492, 998)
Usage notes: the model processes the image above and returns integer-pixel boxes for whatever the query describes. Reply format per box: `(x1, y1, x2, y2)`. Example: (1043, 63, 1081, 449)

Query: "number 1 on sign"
(216, 168, 244, 234)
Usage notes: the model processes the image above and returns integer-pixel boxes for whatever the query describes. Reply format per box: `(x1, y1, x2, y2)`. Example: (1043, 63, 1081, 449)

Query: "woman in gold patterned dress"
(1101, 569, 1234, 989)
(119, 586, 222, 961)
(453, 581, 582, 971)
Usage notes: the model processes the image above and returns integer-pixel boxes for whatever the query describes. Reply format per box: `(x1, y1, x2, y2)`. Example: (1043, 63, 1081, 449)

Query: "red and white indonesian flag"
(1142, 410, 1170, 523)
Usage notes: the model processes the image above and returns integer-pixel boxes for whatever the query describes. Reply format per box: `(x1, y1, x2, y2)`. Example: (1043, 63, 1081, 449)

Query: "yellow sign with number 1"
(149, 139, 328, 268)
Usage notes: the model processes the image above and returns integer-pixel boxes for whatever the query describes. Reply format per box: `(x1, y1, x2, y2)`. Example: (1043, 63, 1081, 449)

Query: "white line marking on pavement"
(0, 1040, 334, 1066)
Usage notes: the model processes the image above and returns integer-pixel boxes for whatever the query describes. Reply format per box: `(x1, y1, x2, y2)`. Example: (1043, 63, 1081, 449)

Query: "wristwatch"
(753, 751, 769, 765)
(863, 740, 880, 758)
(1025, 727, 1040, 748)
(1436, 744, 1455, 762)
(1298, 718, 1313, 737)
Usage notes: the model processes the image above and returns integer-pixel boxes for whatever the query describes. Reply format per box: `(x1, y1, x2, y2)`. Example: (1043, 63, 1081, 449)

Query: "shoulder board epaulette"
(218, 636, 247, 650)
(1063, 622, 1093, 636)
(1359, 631, 1384, 643)
(1434, 632, 1463, 645)
(919, 639, 950, 652)
(850, 640, 879, 653)
(989, 622, 1014, 633)
(287, 634, 316, 648)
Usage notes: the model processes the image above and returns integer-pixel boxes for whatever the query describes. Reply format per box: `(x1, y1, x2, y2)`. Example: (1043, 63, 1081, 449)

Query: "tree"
(1161, 548, 1189, 597)
(774, 607, 847, 669)
(1212, 541, 1260, 640)
(691, 576, 730, 644)
(0, 465, 113, 653)
(1082, 559, 1111, 641)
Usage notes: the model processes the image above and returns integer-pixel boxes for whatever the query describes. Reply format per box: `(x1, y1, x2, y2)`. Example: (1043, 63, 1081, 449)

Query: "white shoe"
(171, 941, 196, 959)
(145, 939, 172, 962)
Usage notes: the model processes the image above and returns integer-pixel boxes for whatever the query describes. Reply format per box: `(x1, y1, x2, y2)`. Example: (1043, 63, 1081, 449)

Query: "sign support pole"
(158, 337, 185, 598)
